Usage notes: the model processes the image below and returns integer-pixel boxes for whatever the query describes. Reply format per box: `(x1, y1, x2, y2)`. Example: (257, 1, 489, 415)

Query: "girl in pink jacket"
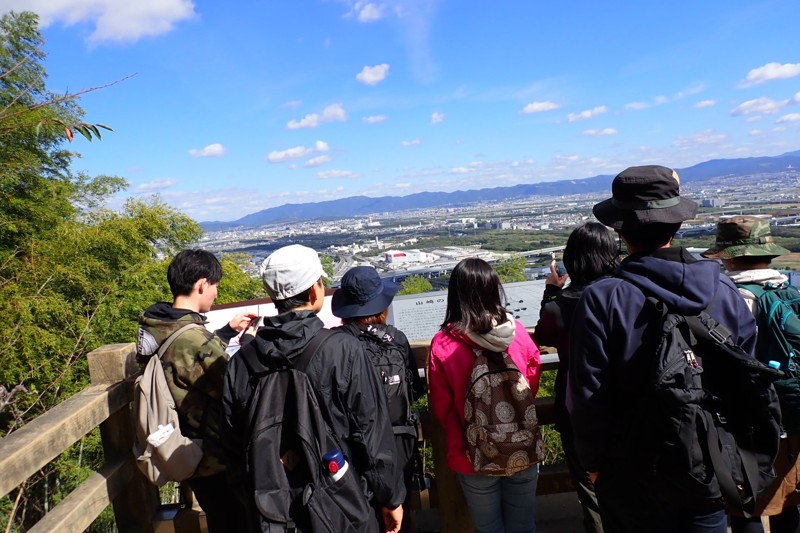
(429, 257, 542, 533)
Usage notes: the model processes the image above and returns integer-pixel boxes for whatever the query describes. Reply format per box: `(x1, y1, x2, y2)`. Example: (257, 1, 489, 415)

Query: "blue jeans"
(458, 465, 539, 533)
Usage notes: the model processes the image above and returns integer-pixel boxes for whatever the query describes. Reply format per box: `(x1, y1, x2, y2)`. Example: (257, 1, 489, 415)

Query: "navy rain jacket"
(566, 247, 757, 472)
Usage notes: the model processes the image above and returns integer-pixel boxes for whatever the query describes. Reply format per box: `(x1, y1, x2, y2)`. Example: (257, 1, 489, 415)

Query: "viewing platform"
(0, 332, 586, 532)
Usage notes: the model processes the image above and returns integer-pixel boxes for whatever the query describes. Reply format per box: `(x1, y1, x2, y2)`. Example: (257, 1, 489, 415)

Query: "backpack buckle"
(708, 325, 729, 344)
(713, 411, 728, 425)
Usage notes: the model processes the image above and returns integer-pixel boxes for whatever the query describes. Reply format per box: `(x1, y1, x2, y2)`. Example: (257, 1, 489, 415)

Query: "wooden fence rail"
(0, 334, 566, 532)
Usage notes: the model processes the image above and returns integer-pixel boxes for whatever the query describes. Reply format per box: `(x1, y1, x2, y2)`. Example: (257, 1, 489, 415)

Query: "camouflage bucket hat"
(701, 216, 790, 260)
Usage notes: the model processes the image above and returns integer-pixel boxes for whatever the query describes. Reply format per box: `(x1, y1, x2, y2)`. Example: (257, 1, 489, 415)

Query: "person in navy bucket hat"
(332, 266, 426, 533)
(332, 266, 400, 319)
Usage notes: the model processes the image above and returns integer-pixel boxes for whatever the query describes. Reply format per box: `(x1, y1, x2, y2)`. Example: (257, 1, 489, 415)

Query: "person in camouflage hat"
(137, 249, 255, 532)
(701, 216, 790, 263)
(703, 218, 798, 533)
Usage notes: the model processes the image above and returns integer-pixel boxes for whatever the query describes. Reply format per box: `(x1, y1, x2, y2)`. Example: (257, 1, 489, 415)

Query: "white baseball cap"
(260, 244, 328, 300)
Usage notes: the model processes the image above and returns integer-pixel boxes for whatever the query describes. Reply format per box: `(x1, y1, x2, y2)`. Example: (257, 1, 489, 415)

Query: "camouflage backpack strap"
(156, 323, 205, 360)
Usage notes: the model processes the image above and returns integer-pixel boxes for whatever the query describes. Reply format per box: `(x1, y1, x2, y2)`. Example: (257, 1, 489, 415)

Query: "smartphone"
(556, 261, 567, 277)
(247, 316, 262, 330)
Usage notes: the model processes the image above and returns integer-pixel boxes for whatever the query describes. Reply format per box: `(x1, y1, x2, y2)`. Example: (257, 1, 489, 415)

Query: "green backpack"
(739, 282, 800, 434)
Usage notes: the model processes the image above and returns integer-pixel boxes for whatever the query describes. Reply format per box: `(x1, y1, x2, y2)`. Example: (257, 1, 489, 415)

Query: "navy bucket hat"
(332, 266, 400, 319)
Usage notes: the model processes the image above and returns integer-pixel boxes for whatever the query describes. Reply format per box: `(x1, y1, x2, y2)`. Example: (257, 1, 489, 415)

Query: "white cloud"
(317, 169, 359, 180)
(431, 112, 445, 124)
(267, 140, 329, 163)
(730, 96, 785, 116)
(776, 113, 800, 124)
(356, 64, 390, 85)
(693, 99, 717, 109)
(287, 103, 347, 129)
(673, 129, 727, 148)
(188, 143, 226, 158)
(304, 155, 332, 168)
(582, 128, 617, 137)
(624, 102, 650, 111)
(357, 2, 382, 22)
(363, 114, 388, 124)
(741, 62, 800, 87)
(568, 105, 607, 122)
(136, 178, 178, 193)
(749, 130, 763, 136)
(745, 115, 763, 123)
(287, 113, 320, 129)
(10, 0, 196, 44)
(322, 103, 347, 122)
(401, 139, 421, 147)
(521, 101, 560, 114)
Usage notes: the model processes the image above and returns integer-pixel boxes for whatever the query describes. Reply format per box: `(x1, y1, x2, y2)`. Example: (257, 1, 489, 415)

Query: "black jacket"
(220, 310, 405, 509)
(533, 282, 587, 433)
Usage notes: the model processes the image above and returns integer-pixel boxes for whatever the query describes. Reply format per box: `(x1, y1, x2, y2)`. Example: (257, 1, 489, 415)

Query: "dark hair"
(727, 255, 774, 269)
(167, 249, 223, 298)
(563, 222, 620, 285)
(273, 286, 314, 314)
(342, 308, 389, 327)
(441, 258, 507, 334)
(619, 222, 681, 251)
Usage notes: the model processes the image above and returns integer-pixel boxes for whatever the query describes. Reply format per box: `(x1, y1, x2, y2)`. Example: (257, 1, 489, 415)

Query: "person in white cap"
(220, 245, 405, 533)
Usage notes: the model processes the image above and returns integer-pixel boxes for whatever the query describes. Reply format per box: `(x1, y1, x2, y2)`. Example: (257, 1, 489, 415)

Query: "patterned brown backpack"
(463, 349, 544, 476)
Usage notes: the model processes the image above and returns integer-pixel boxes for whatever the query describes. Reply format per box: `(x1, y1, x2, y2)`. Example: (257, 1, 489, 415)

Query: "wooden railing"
(0, 344, 159, 533)
(0, 335, 567, 532)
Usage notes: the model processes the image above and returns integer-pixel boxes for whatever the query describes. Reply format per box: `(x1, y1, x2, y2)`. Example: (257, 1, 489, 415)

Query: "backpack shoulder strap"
(294, 328, 334, 373)
(736, 282, 768, 300)
(157, 323, 205, 359)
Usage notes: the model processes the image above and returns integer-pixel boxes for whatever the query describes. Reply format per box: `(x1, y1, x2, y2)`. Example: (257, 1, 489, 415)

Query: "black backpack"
(635, 297, 782, 517)
(738, 282, 800, 434)
(356, 324, 417, 438)
(238, 329, 374, 532)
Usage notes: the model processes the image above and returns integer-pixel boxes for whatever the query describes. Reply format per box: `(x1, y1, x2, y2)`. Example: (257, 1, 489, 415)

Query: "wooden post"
(88, 343, 159, 533)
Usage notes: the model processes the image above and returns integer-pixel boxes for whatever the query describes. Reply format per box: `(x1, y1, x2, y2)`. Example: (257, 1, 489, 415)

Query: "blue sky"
(5, 0, 800, 222)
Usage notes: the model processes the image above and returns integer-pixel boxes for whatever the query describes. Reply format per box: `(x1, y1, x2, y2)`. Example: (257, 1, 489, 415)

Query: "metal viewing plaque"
(388, 280, 547, 342)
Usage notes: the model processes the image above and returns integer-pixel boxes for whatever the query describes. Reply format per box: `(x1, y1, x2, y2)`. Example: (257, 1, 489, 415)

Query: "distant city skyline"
(5, 0, 800, 221)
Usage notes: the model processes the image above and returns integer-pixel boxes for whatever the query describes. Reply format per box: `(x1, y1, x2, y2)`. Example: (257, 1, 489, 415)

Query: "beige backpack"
(132, 323, 204, 486)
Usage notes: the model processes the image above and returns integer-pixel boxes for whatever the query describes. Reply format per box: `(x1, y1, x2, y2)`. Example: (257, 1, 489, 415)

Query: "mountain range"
(201, 150, 800, 231)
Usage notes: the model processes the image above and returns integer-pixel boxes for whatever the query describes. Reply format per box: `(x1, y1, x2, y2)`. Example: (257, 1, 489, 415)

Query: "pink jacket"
(428, 320, 541, 474)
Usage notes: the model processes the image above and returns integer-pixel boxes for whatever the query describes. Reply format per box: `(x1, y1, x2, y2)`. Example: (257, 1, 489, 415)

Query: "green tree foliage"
(493, 255, 527, 283)
(0, 12, 261, 531)
(217, 253, 266, 304)
(320, 254, 335, 288)
(398, 275, 433, 295)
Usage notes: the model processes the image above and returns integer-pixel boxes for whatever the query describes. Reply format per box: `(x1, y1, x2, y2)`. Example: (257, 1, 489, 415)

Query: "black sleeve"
(398, 331, 426, 401)
(219, 351, 249, 506)
(533, 289, 563, 349)
(214, 323, 239, 344)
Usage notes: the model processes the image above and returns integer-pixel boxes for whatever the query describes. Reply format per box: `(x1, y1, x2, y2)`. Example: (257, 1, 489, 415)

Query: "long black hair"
(562, 222, 620, 285)
(441, 257, 507, 334)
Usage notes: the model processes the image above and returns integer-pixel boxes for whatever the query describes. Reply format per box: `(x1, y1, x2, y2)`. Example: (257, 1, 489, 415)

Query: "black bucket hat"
(332, 266, 400, 319)
(593, 165, 698, 230)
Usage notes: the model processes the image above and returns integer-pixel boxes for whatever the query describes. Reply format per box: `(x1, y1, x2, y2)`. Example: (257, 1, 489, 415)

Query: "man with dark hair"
(566, 166, 759, 532)
(221, 244, 405, 533)
(137, 249, 254, 532)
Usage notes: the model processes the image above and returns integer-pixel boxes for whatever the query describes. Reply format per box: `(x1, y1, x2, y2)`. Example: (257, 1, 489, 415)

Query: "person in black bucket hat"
(566, 165, 761, 533)
(592, 165, 698, 229)
(332, 266, 426, 533)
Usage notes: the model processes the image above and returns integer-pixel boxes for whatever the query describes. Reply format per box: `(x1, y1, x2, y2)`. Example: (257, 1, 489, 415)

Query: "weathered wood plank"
(0, 381, 129, 498)
(28, 458, 134, 533)
(87, 343, 139, 385)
